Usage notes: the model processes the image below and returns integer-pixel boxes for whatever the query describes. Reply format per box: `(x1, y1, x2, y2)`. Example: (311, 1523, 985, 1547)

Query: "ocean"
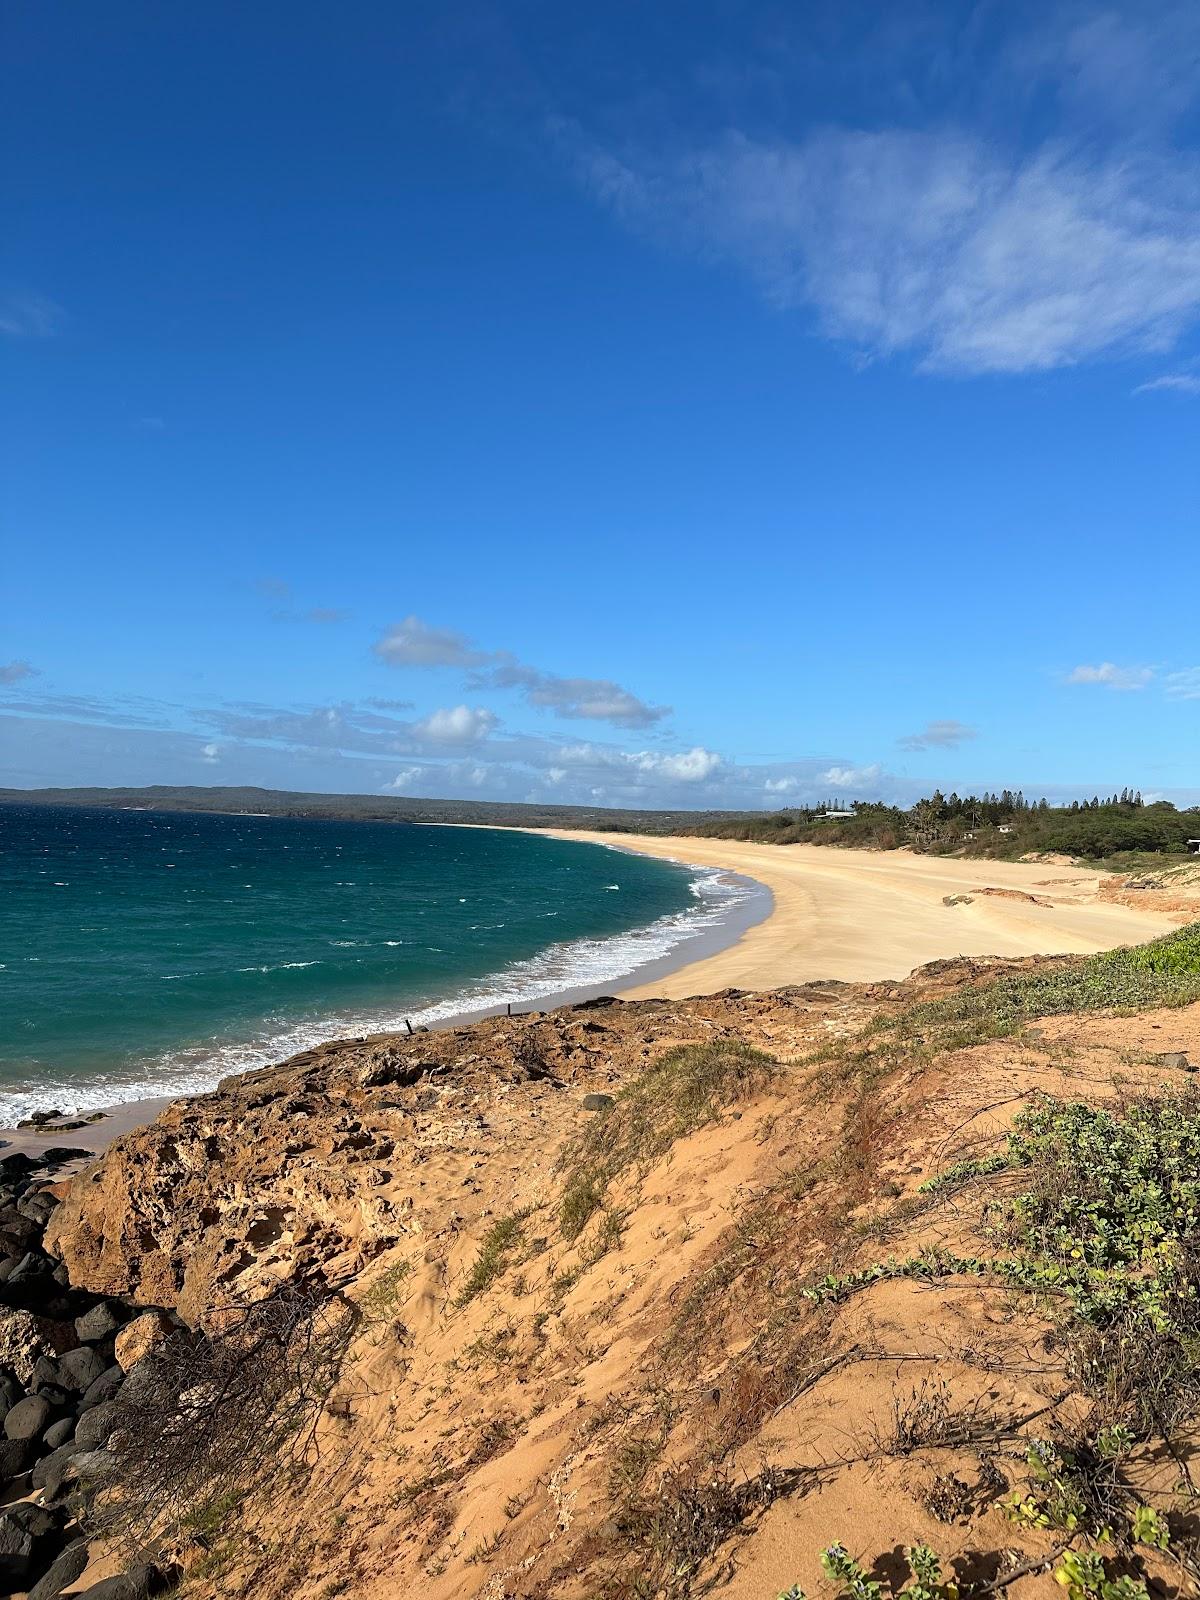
(0, 804, 763, 1124)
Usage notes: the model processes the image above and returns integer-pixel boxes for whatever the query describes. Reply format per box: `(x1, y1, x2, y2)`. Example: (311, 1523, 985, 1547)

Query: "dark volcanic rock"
(80, 1363, 124, 1410)
(74, 1398, 118, 1451)
(1156, 1050, 1192, 1070)
(75, 1562, 174, 1599)
(4, 1393, 52, 1441)
(0, 1153, 41, 1177)
(0, 1435, 34, 1481)
(28, 1537, 89, 1600)
(75, 1301, 123, 1344)
(30, 1442, 79, 1497)
(43, 1415, 74, 1450)
(55, 1346, 108, 1394)
(581, 1092, 615, 1111)
(8, 1250, 54, 1285)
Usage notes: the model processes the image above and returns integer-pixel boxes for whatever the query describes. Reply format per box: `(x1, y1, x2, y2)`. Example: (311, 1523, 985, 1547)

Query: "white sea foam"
(0, 862, 766, 1126)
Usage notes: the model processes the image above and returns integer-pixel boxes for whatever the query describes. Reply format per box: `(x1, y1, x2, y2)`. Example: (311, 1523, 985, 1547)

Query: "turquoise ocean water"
(0, 804, 760, 1123)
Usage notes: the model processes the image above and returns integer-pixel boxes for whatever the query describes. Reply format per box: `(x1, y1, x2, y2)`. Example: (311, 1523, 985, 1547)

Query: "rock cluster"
(0, 1148, 176, 1599)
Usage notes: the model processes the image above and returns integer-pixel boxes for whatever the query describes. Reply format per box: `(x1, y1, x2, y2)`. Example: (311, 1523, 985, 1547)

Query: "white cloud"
(567, 125, 1200, 375)
(764, 776, 798, 794)
(819, 763, 882, 789)
(898, 719, 977, 751)
(374, 615, 668, 729)
(556, 741, 723, 783)
(1067, 663, 1155, 690)
(413, 705, 498, 745)
(635, 746, 723, 782)
(1134, 373, 1200, 395)
(200, 743, 221, 763)
(384, 767, 423, 791)
(1165, 668, 1200, 700)
(0, 660, 37, 685)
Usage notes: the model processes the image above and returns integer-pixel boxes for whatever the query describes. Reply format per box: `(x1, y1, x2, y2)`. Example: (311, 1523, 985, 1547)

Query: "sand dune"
(533, 832, 1181, 997)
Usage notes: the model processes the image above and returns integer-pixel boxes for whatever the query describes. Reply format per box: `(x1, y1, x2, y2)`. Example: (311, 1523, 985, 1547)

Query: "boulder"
(80, 1364, 124, 1410)
(75, 1562, 174, 1599)
(0, 1308, 75, 1385)
(28, 1537, 89, 1600)
(74, 1399, 118, 1452)
(114, 1311, 175, 1373)
(30, 1355, 60, 1391)
(1156, 1050, 1192, 1071)
(56, 1346, 108, 1394)
(4, 1393, 52, 1442)
(17, 1192, 58, 1226)
(581, 1093, 615, 1112)
(0, 1154, 40, 1178)
(0, 1436, 34, 1482)
(0, 1503, 62, 1577)
(0, 1369, 19, 1422)
(8, 1250, 54, 1285)
(30, 1443, 79, 1498)
(43, 1415, 74, 1450)
(75, 1302, 123, 1345)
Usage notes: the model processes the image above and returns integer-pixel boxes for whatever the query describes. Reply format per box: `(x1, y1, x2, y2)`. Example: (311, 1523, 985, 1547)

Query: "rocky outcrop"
(46, 986, 885, 1322)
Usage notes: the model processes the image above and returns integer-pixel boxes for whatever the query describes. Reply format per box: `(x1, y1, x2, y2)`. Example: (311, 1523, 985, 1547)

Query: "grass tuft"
(558, 1038, 777, 1240)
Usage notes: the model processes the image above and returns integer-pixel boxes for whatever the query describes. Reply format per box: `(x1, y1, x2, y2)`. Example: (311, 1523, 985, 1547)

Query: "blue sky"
(3, 0, 1198, 809)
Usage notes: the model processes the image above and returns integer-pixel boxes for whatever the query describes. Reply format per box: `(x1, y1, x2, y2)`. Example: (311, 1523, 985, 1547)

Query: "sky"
(2, 0, 1198, 811)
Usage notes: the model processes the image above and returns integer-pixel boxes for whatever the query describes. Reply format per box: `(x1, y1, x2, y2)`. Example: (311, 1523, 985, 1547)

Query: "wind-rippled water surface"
(0, 804, 758, 1122)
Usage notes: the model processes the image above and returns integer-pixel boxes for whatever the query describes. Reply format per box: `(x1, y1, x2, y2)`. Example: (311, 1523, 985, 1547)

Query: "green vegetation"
(848, 922, 1200, 1073)
(778, 1542, 1152, 1600)
(455, 1212, 529, 1308)
(693, 788, 1199, 862)
(557, 1038, 777, 1240)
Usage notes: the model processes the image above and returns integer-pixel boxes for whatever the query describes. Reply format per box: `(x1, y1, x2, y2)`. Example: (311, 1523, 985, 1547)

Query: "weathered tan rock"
(0, 1307, 75, 1386)
(113, 1309, 176, 1372)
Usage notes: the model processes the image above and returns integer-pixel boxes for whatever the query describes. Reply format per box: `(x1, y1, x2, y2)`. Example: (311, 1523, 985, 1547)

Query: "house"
(819, 810, 855, 820)
(1188, 839, 1200, 855)
(998, 825, 1014, 834)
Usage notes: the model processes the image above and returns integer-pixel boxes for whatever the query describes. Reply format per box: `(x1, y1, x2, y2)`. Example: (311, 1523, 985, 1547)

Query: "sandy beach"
(532, 831, 1180, 999)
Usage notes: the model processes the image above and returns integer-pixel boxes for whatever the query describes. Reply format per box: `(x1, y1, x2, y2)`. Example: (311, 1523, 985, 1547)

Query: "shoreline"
(0, 837, 774, 1152)
(527, 831, 1179, 997)
(2, 830, 1181, 1155)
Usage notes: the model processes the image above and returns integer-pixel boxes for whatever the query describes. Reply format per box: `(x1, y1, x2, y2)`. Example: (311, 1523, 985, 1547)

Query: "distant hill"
(0, 783, 743, 836)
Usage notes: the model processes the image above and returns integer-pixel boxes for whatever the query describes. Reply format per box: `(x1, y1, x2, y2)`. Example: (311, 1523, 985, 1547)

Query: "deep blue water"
(0, 804, 752, 1122)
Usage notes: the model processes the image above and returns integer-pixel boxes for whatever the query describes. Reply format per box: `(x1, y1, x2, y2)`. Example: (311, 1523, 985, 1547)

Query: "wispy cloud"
(0, 293, 62, 339)
(566, 124, 1200, 376)
(374, 616, 486, 669)
(200, 742, 221, 764)
(1165, 668, 1200, 700)
(1134, 373, 1200, 395)
(374, 614, 669, 729)
(898, 719, 977, 751)
(0, 660, 37, 685)
(1066, 662, 1155, 690)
